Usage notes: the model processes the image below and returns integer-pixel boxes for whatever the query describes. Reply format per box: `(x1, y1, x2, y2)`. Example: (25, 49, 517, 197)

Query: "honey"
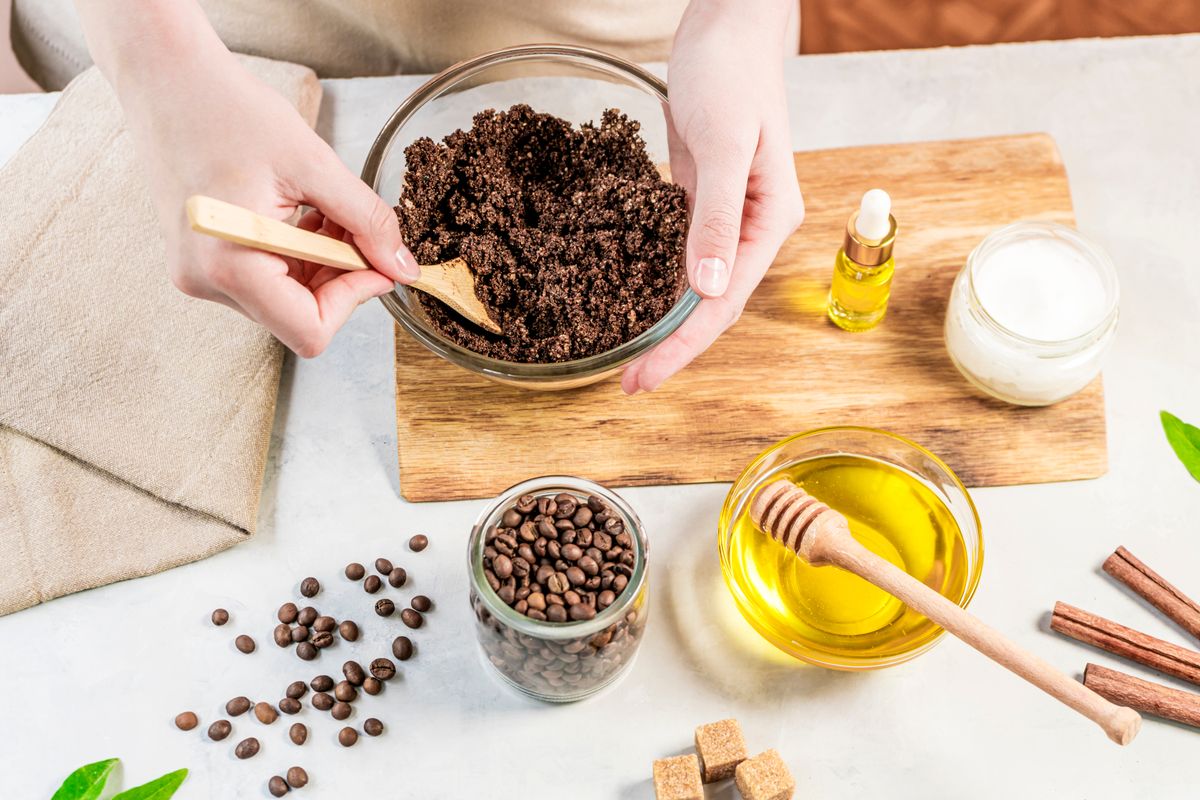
(726, 454, 971, 665)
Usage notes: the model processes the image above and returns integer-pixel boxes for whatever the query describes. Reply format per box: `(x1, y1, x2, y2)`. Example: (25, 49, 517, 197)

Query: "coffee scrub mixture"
(396, 104, 688, 363)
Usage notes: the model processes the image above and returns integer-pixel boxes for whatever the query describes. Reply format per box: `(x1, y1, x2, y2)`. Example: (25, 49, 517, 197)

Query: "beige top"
(13, 0, 690, 89)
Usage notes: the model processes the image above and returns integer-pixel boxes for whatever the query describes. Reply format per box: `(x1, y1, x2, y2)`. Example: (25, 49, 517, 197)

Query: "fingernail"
(695, 256, 729, 298)
(395, 246, 421, 282)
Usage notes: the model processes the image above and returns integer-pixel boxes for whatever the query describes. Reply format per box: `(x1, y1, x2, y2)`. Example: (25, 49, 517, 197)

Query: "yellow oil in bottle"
(827, 250, 895, 331)
(727, 455, 969, 664)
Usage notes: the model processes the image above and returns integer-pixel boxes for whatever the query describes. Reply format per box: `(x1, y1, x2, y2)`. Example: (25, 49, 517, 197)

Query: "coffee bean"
(598, 589, 616, 608)
(235, 635, 256, 654)
(547, 572, 569, 594)
(408, 534, 428, 552)
(527, 592, 546, 611)
(501, 508, 523, 528)
(400, 608, 423, 629)
(546, 593, 564, 606)
(334, 681, 358, 703)
(547, 604, 568, 622)
(339, 620, 359, 641)
(313, 615, 336, 633)
(254, 701, 278, 725)
(392, 636, 414, 661)
(369, 657, 396, 681)
(338, 727, 358, 747)
(613, 574, 628, 592)
(331, 702, 352, 721)
(343, 660, 366, 686)
(311, 692, 334, 711)
(375, 598, 395, 617)
(278, 602, 299, 624)
(298, 606, 318, 626)
(363, 575, 382, 594)
(362, 676, 382, 695)
(273, 624, 292, 648)
(562, 543, 583, 561)
(412, 595, 432, 613)
(364, 718, 384, 737)
(285, 681, 307, 700)
(310, 675, 333, 692)
(516, 493, 537, 513)
(234, 737, 260, 759)
(296, 642, 317, 661)
(564, 589, 581, 606)
(208, 719, 231, 740)
(345, 562, 366, 580)
(569, 603, 597, 621)
(289, 723, 308, 746)
(528, 609, 547, 621)
(269, 775, 289, 797)
(572, 507, 593, 527)
(387, 567, 407, 588)
(286, 766, 308, 788)
(279, 697, 301, 715)
(174, 711, 198, 731)
(566, 566, 586, 586)
(375, 557, 393, 575)
(537, 496, 557, 516)
(310, 630, 334, 649)
(226, 696, 251, 716)
(493, 554, 513, 579)
(211, 608, 229, 626)
(300, 577, 320, 598)
(290, 626, 309, 643)
(497, 584, 515, 604)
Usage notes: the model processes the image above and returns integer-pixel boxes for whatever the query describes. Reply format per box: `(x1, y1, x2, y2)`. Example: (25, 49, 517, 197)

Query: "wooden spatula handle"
(808, 524, 1142, 745)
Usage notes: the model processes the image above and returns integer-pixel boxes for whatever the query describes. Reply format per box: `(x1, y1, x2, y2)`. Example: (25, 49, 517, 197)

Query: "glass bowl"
(718, 427, 984, 670)
(360, 44, 699, 390)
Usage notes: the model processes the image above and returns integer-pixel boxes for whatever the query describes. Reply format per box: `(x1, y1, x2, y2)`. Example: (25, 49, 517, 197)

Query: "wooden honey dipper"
(750, 479, 1142, 745)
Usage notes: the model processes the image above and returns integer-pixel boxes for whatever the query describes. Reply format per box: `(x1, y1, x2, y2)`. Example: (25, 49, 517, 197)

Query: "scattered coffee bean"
(296, 642, 317, 661)
(211, 608, 229, 626)
(310, 674, 334, 692)
(254, 701, 278, 725)
(331, 702, 352, 721)
(279, 697, 301, 715)
(286, 766, 308, 789)
(334, 680, 358, 702)
(338, 727, 358, 747)
(369, 657, 396, 681)
(289, 723, 308, 745)
(362, 677, 382, 695)
(392, 636, 414, 661)
(235, 737, 260, 759)
(208, 719, 231, 741)
(235, 634, 256, 654)
(273, 624, 292, 648)
(375, 598, 395, 617)
(226, 696, 252, 716)
(339, 620, 359, 641)
(345, 562, 366, 580)
(400, 608, 423, 629)
(174, 711, 198, 731)
(364, 718, 384, 737)
(313, 615, 336, 633)
(342, 660, 366, 686)
(363, 575, 382, 594)
(300, 577, 320, 598)
(312, 692, 334, 711)
(409, 534, 428, 552)
(411, 595, 432, 613)
(298, 606, 318, 626)
(387, 567, 407, 588)
(290, 626, 309, 643)
(375, 557, 393, 575)
(310, 630, 334, 649)
(286, 680, 307, 699)
(269, 775, 289, 797)
(278, 602, 299, 624)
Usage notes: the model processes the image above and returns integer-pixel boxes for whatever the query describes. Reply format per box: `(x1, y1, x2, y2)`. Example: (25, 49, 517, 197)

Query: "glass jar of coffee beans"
(468, 476, 649, 702)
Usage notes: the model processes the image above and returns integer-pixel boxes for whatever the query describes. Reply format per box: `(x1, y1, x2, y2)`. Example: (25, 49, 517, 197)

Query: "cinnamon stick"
(1084, 663, 1200, 729)
(1050, 601, 1200, 687)
(1103, 546, 1200, 644)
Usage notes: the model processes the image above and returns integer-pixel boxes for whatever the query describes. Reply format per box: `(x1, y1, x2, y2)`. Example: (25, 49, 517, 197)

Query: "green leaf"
(51, 758, 119, 800)
(111, 768, 188, 800)
(1162, 410, 1200, 483)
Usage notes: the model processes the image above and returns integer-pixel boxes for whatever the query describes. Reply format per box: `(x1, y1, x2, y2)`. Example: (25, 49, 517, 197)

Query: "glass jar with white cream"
(944, 221, 1119, 406)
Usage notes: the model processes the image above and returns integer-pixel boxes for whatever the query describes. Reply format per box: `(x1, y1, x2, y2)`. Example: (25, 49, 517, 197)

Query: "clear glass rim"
(718, 426, 985, 670)
(468, 475, 648, 641)
(965, 220, 1120, 351)
(361, 43, 700, 381)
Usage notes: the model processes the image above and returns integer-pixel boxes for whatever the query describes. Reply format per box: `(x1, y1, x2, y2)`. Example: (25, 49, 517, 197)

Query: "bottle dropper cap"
(844, 188, 897, 267)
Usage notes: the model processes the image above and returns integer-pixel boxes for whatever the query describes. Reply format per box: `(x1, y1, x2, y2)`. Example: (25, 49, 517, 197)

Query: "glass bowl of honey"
(718, 427, 983, 670)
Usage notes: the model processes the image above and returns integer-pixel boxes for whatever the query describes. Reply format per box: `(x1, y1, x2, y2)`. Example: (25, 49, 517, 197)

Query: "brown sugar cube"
(652, 754, 703, 800)
(694, 718, 748, 782)
(735, 749, 795, 800)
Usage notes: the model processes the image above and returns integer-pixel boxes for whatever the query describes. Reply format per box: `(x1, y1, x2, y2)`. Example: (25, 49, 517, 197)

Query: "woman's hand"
(77, 0, 417, 357)
(621, 0, 804, 393)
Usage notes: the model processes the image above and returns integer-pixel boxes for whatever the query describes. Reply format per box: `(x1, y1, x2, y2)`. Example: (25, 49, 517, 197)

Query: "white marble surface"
(3, 35, 1200, 799)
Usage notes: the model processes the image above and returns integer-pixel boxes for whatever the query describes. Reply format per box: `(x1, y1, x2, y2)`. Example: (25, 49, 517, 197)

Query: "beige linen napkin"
(0, 57, 321, 615)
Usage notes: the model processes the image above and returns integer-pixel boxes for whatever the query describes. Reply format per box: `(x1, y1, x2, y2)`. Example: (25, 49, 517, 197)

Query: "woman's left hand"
(622, 0, 805, 394)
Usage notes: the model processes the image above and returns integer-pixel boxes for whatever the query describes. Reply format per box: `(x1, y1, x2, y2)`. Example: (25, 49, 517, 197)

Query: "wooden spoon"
(185, 194, 501, 334)
(751, 479, 1142, 745)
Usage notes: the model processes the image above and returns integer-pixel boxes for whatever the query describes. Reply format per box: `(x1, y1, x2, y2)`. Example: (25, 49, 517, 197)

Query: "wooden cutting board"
(394, 134, 1106, 502)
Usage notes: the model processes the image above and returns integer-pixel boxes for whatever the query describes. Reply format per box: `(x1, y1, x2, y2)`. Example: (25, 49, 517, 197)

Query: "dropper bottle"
(827, 189, 898, 332)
